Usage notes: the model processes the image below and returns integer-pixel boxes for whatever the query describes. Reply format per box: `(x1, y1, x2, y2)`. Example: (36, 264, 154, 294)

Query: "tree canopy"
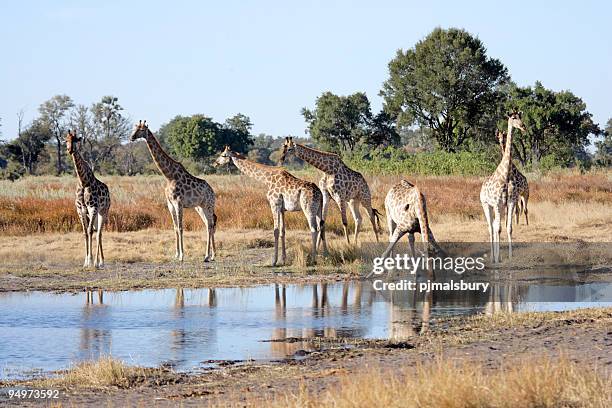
(381, 27, 509, 152)
(160, 113, 254, 162)
(504, 82, 601, 166)
(302, 91, 398, 152)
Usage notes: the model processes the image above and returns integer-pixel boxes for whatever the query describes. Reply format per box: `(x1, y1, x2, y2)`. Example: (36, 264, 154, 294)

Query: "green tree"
(302, 92, 372, 152)
(380, 27, 509, 152)
(39, 95, 74, 175)
(161, 114, 253, 162)
(504, 82, 601, 166)
(6, 119, 52, 174)
(368, 111, 400, 147)
(220, 113, 254, 152)
(90, 96, 131, 172)
(594, 118, 612, 167)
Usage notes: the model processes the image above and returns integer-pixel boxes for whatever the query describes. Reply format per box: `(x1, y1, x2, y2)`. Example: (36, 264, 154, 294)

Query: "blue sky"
(1, 1, 610, 142)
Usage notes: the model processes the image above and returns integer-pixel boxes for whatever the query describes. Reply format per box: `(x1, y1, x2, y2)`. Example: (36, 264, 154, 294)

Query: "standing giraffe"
(214, 146, 325, 266)
(280, 137, 381, 244)
(480, 112, 526, 263)
(66, 131, 111, 268)
(381, 180, 441, 260)
(497, 130, 529, 225)
(131, 121, 216, 262)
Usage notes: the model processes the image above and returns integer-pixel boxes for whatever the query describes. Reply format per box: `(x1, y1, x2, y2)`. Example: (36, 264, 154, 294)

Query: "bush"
(344, 146, 497, 176)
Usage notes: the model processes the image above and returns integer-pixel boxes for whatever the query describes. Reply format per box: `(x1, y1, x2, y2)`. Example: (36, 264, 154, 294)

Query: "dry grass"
(0, 171, 609, 236)
(34, 357, 170, 390)
(265, 356, 611, 408)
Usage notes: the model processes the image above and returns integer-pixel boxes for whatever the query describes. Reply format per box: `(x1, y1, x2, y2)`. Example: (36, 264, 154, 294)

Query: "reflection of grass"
(34, 357, 172, 389)
(272, 356, 611, 408)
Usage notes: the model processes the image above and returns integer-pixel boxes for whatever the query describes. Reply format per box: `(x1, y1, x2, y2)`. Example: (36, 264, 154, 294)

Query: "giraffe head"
(213, 145, 234, 167)
(130, 120, 150, 141)
(507, 111, 526, 132)
(66, 130, 82, 155)
(279, 137, 296, 164)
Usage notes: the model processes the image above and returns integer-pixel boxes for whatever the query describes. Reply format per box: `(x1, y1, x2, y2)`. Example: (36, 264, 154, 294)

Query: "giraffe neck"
(70, 150, 95, 187)
(143, 131, 183, 180)
(495, 121, 513, 182)
(293, 144, 341, 174)
(231, 154, 276, 185)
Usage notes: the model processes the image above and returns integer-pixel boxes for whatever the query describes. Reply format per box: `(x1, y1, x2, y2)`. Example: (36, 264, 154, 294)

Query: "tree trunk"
(55, 136, 63, 175)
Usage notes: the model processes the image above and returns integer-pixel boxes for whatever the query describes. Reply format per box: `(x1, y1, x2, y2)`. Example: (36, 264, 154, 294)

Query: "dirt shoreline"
(1, 307, 610, 407)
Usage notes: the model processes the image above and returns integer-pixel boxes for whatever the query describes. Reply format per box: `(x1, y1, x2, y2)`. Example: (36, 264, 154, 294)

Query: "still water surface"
(0, 278, 610, 379)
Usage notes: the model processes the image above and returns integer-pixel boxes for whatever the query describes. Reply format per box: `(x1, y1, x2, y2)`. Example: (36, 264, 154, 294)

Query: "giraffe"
(480, 112, 526, 263)
(497, 130, 529, 225)
(214, 146, 325, 266)
(66, 130, 111, 268)
(380, 180, 442, 260)
(280, 137, 381, 245)
(130, 121, 216, 262)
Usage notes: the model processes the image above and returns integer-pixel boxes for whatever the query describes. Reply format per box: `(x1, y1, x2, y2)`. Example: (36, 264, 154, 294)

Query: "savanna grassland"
(0, 171, 611, 291)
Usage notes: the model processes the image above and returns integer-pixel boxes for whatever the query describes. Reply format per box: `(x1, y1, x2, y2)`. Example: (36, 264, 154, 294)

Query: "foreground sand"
(1, 308, 610, 407)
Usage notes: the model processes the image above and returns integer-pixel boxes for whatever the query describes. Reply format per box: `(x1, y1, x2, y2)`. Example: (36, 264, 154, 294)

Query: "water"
(0, 278, 610, 380)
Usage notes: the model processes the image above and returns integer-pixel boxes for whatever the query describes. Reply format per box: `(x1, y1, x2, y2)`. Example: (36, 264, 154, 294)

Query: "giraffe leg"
(506, 200, 515, 260)
(482, 203, 494, 262)
(86, 207, 97, 268)
(376, 228, 407, 277)
(493, 205, 502, 263)
(523, 195, 529, 225)
(408, 233, 416, 258)
(336, 199, 350, 244)
(94, 213, 105, 268)
(362, 196, 380, 242)
(175, 203, 185, 262)
(316, 214, 328, 256)
(271, 207, 281, 266)
(78, 207, 89, 267)
(318, 177, 330, 225)
(348, 199, 362, 244)
(306, 212, 318, 264)
(167, 200, 180, 260)
(280, 210, 287, 265)
(195, 206, 215, 262)
(386, 212, 397, 258)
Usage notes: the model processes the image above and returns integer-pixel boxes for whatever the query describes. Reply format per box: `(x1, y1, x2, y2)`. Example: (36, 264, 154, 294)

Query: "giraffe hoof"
(203, 256, 210, 263)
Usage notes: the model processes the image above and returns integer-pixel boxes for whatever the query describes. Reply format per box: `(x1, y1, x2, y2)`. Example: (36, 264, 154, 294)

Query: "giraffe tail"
(372, 208, 382, 234)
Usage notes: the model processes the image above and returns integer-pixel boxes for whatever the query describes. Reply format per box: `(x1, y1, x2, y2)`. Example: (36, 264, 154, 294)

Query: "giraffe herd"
(66, 113, 528, 269)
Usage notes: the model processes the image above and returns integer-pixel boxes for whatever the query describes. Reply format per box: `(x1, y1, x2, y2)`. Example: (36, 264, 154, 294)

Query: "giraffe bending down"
(214, 146, 326, 266)
(497, 130, 529, 225)
(480, 112, 526, 263)
(381, 180, 442, 260)
(66, 131, 111, 268)
(131, 121, 216, 262)
(280, 137, 381, 245)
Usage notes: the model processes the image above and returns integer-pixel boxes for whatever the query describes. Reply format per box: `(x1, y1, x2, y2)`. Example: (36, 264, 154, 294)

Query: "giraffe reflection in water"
(80, 289, 111, 359)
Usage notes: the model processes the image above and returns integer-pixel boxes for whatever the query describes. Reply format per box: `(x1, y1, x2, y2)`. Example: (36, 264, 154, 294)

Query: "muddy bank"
(1, 308, 610, 407)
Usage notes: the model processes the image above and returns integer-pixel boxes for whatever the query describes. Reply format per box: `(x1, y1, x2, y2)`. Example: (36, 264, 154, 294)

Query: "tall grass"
(267, 357, 611, 408)
(0, 171, 609, 235)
